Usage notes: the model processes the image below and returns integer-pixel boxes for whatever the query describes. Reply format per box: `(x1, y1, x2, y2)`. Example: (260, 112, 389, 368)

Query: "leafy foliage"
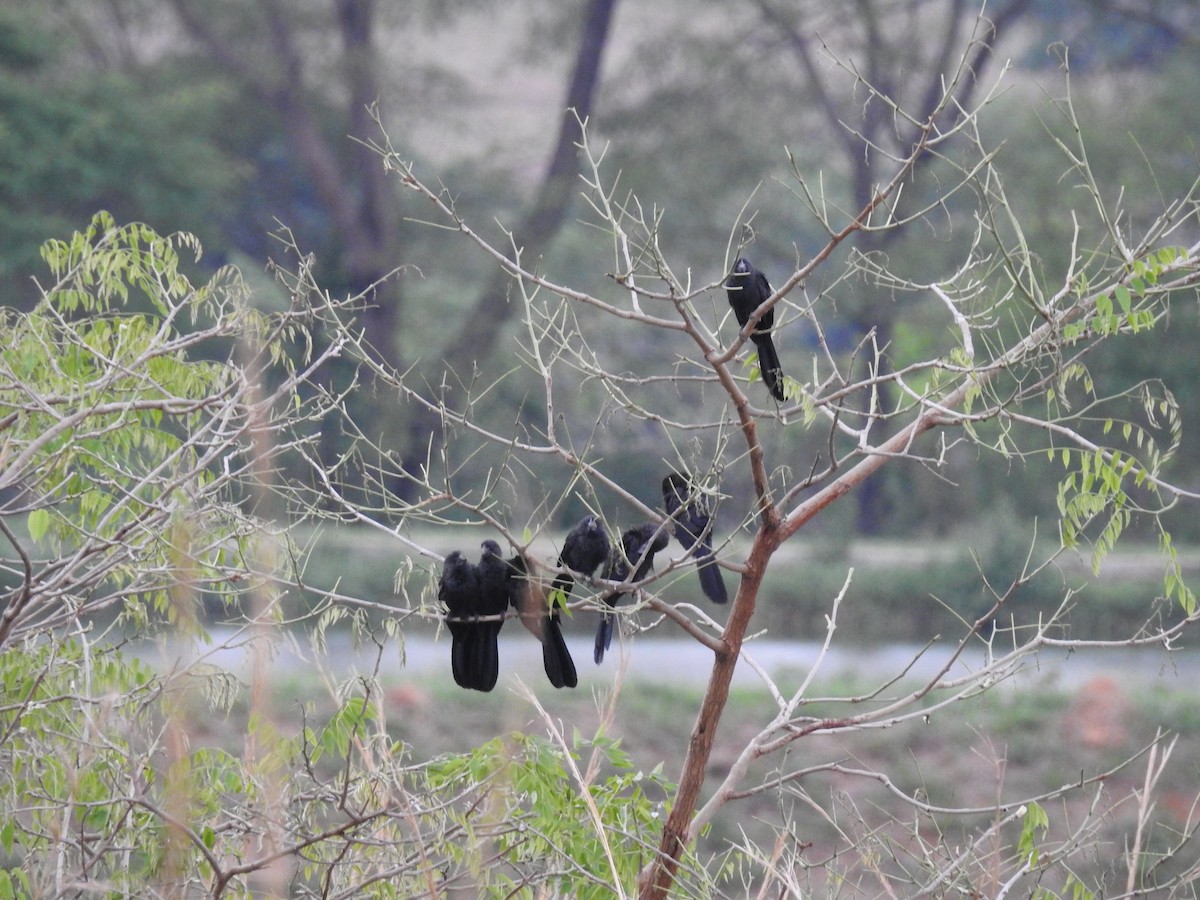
(0, 640, 166, 893)
(423, 731, 672, 898)
(0, 213, 284, 634)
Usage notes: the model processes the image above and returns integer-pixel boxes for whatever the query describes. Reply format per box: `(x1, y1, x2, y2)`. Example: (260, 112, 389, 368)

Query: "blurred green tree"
(0, 6, 241, 302)
(5, 0, 1200, 535)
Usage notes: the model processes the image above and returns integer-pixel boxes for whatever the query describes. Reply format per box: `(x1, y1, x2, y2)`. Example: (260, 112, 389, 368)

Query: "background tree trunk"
(399, 0, 620, 485)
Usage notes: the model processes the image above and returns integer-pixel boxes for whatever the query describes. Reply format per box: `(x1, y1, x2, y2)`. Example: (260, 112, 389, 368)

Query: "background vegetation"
(2, 0, 1199, 538)
(3, 1, 1200, 897)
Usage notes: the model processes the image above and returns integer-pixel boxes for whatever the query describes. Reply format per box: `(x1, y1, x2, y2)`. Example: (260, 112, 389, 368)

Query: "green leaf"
(26, 509, 49, 543)
(1115, 285, 1132, 314)
(1018, 801, 1049, 864)
(549, 586, 571, 617)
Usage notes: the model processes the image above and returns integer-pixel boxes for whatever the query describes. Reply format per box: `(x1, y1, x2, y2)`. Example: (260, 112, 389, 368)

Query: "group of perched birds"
(439, 540, 579, 692)
(438, 257, 785, 691)
(439, 472, 728, 691)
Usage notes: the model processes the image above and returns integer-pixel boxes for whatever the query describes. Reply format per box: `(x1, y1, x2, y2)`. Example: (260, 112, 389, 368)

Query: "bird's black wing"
(750, 266, 774, 324)
(744, 265, 785, 400)
(726, 257, 772, 325)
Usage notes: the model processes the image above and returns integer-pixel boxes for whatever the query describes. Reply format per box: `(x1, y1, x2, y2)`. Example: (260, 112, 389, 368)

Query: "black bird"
(544, 514, 609, 686)
(725, 257, 786, 401)
(662, 472, 728, 605)
(473, 540, 512, 692)
(594, 523, 669, 664)
(506, 552, 578, 689)
(439, 550, 482, 690)
(552, 514, 611, 600)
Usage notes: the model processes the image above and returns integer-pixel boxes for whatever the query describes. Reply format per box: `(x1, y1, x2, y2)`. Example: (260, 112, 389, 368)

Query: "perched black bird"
(473, 540, 512, 692)
(543, 515, 608, 686)
(725, 257, 786, 401)
(506, 552, 578, 689)
(594, 523, 669, 664)
(439, 550, 482, 690)
(662, 472, 728, 605)
(552, 515, 611, 600)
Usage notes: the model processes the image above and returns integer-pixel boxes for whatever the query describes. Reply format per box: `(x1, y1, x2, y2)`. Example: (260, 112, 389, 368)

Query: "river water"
(146, 627, 1200, 695)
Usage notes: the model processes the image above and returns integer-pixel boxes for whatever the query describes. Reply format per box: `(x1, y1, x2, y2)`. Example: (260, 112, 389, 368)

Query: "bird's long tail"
(593, 592, 623, 664)
(697, 556, 728, 604)
(542, 612, 578, 689)
(689, 532, 728, 604)
(450, 627, 473, 689)
(476, 622, 501, 692)
(753, 334, 786, 401)
(593, 612, 613, 665)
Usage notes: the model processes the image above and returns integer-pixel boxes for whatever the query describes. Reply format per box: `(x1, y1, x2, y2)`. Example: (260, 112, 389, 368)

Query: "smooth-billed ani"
(552, 514, 611, 599)
(439, 550, 482, 690)
(473, 539, 512, 692)
(725, 256, 786, 401)
(662, 472, 727, 605)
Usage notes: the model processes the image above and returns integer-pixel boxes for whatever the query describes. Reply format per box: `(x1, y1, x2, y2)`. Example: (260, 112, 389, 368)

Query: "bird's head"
(733, 257, 751, 275)
(481, 539, 502, 558)
(663, 471, 688, 497)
